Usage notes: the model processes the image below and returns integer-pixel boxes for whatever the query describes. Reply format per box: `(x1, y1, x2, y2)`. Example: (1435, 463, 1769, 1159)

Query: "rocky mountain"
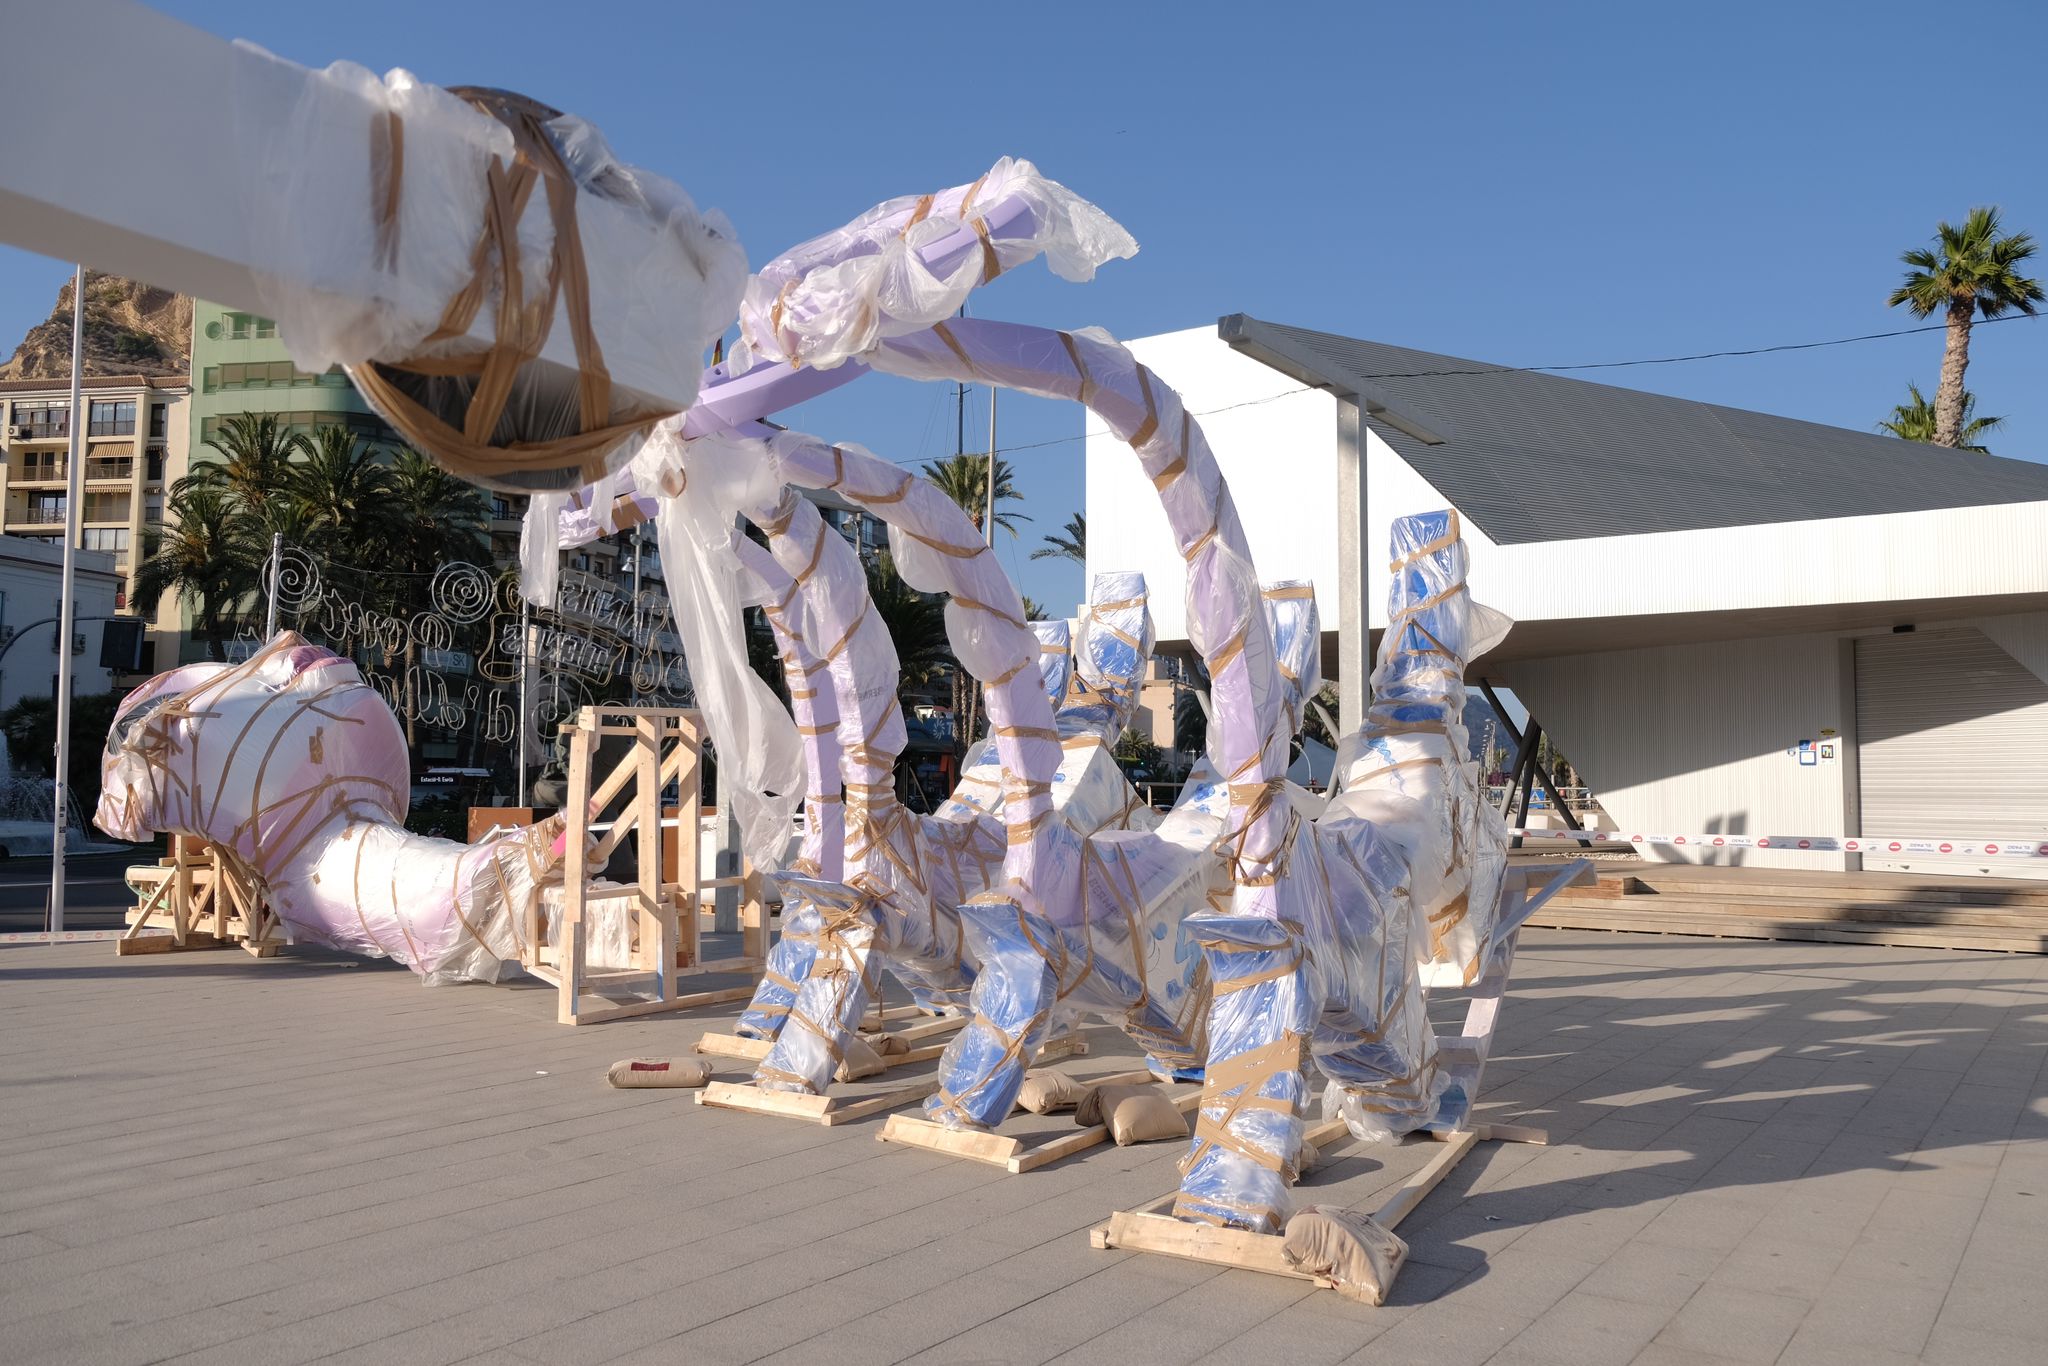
(0, 271, 191, 381)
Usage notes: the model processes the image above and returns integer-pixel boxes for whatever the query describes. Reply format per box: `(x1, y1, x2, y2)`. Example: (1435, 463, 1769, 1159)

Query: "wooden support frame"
(698, 1032, 1088, 1127)
(520, 705, 770, 1025)
(118, 836, 283, 957)
(1085, 860, 1589, 1301)
(1088, 1122, 1545, 1289)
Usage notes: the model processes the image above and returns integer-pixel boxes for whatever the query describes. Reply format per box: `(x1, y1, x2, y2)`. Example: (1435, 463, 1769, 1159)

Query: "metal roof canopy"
(1220, 314, 2048, 548)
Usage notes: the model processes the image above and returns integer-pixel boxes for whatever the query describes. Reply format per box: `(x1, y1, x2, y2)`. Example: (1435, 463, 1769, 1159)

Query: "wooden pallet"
(698, 1032, 1086, 1127)
(1088, 1121, 1544, 1297)
(1526, 901, 2048, 953)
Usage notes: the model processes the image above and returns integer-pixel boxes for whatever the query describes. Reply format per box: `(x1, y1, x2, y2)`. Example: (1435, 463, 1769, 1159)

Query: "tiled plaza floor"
(3, 929, 2044, 1365)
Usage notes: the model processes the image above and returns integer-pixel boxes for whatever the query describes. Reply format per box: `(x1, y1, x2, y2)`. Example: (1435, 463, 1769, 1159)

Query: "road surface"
(0, 851, 145, 933)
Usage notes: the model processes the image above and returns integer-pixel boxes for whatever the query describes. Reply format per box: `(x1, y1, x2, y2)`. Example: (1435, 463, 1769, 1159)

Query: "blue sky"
(4, 0, 2044, 613)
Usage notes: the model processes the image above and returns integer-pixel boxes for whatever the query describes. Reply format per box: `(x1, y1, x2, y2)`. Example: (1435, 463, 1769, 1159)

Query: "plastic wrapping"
(628, 425, 804, 873)
(731, 538, 842, 1040)
(1340, 511, 1513, 989)
(1172, 917, 1315, 1233)
(97, 634, 571, 982)
(234, 51, 745, 492)
(925, 579, 1225, 1128)
(730, 157, 1135, 374)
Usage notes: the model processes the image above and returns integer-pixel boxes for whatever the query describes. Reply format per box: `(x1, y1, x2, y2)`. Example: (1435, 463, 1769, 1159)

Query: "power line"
(1355, 307, 2045, 379)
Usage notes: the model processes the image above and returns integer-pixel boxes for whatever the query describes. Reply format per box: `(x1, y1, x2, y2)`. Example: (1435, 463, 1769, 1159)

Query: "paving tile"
(6, 933, 2048, 1365)
(1652, 1284, 1809, 1363)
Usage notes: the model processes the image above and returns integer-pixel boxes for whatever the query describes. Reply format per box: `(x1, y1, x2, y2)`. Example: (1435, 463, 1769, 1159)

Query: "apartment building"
(0, 373, 188, 682)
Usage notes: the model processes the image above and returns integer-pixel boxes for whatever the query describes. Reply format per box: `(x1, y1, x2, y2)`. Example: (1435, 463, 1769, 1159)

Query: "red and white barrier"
(1507, 829, 2048, 859)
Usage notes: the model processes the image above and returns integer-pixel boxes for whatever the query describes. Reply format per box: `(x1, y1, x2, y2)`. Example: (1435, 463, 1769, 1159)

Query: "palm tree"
(921, 452, 1030, 538)
(180, 412, 307, 519)
(131, 485, 248, 660)
(1031, 512, 1085, 564)
(1886, 208, 2042, 447)
(1877, 381, 2005, 453)
(290, 426, 400, 560)
(386, 448, 491, 579)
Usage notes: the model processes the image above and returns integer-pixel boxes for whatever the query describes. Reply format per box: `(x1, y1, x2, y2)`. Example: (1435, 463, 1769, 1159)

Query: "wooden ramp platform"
(1522, 861, 2048, 953)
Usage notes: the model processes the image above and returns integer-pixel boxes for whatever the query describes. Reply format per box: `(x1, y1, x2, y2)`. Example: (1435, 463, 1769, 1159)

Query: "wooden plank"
(1096, 1210, 1315, 1281)
(698, 1076, 941, 1126)
(875, 1070, 1181, 1173)
(1373, 1129, 1478, 1230)
(696, 1033, 772, 1062)
(1011, 1089, 1199, 1173)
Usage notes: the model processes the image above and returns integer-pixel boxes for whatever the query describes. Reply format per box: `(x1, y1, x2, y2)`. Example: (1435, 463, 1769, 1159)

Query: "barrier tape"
(0, 930, 127, 944)
(1508, 829, 2048, 859)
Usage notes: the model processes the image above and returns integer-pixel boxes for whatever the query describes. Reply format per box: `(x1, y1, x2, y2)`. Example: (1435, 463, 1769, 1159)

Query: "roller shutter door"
(1854, 627, 2048, 879)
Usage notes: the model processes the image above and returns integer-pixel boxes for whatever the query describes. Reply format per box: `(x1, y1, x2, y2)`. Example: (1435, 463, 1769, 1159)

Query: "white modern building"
(0, 534, 120, 711)
(1087, 318, 2048, 877)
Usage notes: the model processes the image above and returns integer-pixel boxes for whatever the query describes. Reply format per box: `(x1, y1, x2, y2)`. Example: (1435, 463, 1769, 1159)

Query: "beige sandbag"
(1281, 1206, 1409, 1306)
(1017, 1068, 1088, 1114)
(1294, 1138, 1322, 1178)
(835, 1035, 889, 1082)
(1075, 1082, 1154, 1128)
(606, 1057, 712, 1089)
(1107, 1092, 1189, 1145)
(867, 1030, 912, 1057)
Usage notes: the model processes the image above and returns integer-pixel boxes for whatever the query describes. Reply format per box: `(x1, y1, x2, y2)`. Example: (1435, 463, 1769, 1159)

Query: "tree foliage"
(920, 452, 1030, 538)
(1877, 381, 2004, 453)
(135, 418, 491, 659)
(1885, 207, 2041, 447)
(1031, 512, 1085, 564)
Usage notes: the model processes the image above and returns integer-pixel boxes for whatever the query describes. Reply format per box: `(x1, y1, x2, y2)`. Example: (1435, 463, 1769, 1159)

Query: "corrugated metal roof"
(1228, 317, 2048, 546)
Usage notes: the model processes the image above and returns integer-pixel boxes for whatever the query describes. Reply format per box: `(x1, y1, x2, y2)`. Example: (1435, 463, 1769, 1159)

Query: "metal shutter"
(1855, 627, 2048, 879)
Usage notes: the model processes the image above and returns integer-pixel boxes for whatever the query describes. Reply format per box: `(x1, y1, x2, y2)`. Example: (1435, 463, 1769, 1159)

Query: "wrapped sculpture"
(236, 54, 746, 492)
(97, 635, 571, 983)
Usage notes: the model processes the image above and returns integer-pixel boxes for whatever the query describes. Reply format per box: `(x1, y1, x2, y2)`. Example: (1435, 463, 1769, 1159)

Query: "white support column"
(1335, 395, 1368, 735)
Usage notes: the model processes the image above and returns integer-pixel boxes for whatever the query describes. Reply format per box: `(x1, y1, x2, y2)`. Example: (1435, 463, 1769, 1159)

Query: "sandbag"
(606, 1056, 711, 1089)
(1075, 1082, 1154, 1128)
(1294, 1138, 1322, 1179)
(868, 1030, 912, 1058)
(1016, 1068, 1088, 1114)
(835, 1035, 889, 1082)
(1281, 1206, 1409, 1306)
(1108, 1092, 1189, 1146)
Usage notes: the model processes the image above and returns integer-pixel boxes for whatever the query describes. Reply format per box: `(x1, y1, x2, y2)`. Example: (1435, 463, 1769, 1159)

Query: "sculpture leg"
(754, 914, 878, 1094)
(1173, 916, 1315, 1234)
(923, 899, 1062, 1129)
(734, 900, 821, 1040)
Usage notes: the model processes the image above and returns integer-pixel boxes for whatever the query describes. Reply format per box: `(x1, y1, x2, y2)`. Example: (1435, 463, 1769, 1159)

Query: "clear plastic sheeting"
(1341, 511, 1512, 990)
(730, 158, 1136, 374)
(1172, 917, 1315, 1234)
(731, 538, 841, 1041)
(95, 634, 572, 982)
(628, 424, 804, 873)
(232, 48, 745, 491)
(925, 578, 1226, 1129)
